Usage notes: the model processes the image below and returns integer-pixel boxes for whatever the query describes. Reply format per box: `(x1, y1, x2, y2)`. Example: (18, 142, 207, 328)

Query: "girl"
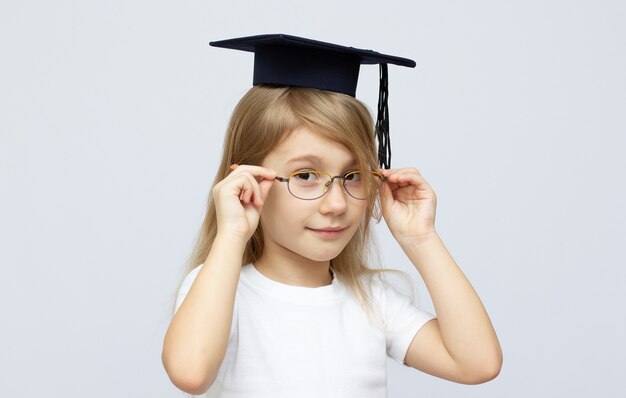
(162, 34, 502, 397)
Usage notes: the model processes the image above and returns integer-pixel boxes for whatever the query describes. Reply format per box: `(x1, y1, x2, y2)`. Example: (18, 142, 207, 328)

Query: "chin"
(273, 234, 352, 263)
(302, 246, 347, 262)
(306, 253, 340, 262)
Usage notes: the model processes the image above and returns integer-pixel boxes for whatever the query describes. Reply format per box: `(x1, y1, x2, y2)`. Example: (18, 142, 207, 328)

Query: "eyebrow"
(286, 154, 357, 167)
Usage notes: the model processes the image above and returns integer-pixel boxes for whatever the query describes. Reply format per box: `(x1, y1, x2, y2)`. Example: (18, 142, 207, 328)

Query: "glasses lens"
(288, 170, 331, 200)
(343, 171, 385, 200)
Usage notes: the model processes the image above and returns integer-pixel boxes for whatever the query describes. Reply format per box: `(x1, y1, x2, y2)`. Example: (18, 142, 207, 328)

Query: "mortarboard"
(209, 33, 416, 169)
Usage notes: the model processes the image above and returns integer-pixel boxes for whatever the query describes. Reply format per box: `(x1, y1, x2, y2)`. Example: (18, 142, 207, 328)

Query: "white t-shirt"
(174, 263, 436, 398)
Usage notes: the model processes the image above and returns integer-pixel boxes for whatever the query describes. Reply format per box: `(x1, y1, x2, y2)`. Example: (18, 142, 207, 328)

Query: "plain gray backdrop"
(1, 0, 625, 396)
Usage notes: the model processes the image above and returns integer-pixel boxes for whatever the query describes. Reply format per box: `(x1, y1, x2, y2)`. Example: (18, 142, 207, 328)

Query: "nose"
(319, 179, 348, 214)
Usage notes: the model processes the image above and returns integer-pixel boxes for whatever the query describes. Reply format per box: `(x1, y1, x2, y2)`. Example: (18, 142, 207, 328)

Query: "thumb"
(258, 178, 275, 203)
(379, 181, 394, 217)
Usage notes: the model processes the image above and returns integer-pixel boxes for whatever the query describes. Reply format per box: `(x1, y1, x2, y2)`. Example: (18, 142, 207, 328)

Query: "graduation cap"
(209, 33, 416, 169)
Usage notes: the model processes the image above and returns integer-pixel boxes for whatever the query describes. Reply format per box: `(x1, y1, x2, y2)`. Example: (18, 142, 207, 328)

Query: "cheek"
(261, 181, 289, 211)
(260, 187, 306, 230)
(352, 200, 369, 219)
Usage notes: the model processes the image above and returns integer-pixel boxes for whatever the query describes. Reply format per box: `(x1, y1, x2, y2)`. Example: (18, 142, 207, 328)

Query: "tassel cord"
(375, 64, 391, 169)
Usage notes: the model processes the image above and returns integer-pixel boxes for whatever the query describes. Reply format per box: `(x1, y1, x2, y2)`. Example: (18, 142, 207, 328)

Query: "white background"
(1, 0, 625, 396)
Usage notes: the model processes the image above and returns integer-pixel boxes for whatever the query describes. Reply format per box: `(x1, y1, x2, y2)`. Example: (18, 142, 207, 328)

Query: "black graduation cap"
(209, 33, 416, 169)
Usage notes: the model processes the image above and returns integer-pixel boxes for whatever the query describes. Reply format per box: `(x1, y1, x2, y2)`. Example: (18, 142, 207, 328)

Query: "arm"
(377, 167, 502, 383)
(162, 164, 276, 394)
(399, 232, 502, 384)
(161, 234, 245, 394)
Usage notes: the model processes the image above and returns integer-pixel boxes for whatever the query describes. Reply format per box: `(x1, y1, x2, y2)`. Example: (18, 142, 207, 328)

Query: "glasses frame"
(274, 170, 387, 200)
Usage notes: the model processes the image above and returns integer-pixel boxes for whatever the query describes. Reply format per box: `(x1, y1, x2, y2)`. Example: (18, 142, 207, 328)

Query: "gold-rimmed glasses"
(274, 170, 387, 200)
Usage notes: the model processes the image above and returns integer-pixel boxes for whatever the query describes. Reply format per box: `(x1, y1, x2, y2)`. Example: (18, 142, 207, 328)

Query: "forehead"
(268, 127, 356, 167)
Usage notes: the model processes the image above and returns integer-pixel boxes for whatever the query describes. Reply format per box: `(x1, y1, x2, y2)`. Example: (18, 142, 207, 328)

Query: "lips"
(307, 227, 346, 238)
(309, 226, 345, 232)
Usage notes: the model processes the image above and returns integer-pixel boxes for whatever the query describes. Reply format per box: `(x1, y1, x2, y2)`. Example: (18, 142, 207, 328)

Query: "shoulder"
(174, 264, 205, 312)
(353, 270, 420, 321)
(180, 263, 204, 291)
(186, 263, 204, 280)
(358, 269, 435, 327)
(357, 270, 415, 303)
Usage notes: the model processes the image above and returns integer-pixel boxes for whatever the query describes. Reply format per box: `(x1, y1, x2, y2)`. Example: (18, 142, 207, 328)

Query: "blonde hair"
(167, 85, 418, 328)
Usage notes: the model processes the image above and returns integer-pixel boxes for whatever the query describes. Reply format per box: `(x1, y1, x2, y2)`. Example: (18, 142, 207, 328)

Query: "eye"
(293, 170, 320, 183)
(344, 171, 361, 182)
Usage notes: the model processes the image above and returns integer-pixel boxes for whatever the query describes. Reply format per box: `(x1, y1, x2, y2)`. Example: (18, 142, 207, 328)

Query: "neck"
(254, 249, 334, 288)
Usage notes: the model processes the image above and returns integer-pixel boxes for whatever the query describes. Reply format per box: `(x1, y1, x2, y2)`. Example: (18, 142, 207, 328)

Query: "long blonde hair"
(167, 85, 418, 328)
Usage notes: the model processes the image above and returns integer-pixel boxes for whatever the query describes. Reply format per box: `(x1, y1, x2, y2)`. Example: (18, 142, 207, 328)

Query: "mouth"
(306, 227, 347, 238)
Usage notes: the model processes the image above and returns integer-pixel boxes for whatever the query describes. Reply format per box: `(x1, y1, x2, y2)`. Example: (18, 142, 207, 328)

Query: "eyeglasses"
(274, 170, 387, 200)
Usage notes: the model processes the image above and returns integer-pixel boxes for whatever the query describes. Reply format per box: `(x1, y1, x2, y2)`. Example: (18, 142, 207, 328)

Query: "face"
(259, 126, 369, 264)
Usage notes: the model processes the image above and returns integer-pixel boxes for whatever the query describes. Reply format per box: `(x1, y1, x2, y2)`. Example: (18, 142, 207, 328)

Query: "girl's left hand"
(378, 168, 437, 243)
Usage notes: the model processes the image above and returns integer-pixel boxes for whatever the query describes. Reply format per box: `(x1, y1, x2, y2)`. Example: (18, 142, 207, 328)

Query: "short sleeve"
(174, 264, 239, 342)
(175, 264, 203, 313)
(379, 280, 437, 366)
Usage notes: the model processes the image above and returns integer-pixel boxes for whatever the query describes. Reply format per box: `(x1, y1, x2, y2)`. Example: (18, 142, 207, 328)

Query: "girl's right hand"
(212, 164, 277, 243)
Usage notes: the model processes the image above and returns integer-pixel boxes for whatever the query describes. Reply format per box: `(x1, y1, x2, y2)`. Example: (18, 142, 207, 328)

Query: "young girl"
(162, 34, 502, 397)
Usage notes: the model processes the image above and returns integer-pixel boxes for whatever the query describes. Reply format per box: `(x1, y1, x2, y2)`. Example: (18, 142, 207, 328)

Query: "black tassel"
(375, 63, 391, 169)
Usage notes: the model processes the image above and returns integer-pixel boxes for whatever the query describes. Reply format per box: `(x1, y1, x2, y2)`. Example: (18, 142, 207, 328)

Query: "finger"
(387, 170, 422, 187)
(379, 168, 430, 195)
(234, 174, 252, 203)
(379, 179, 395, 216)
(388, 182, 401, 192)
(245, 173, 263, 206)
(394, 173, 419, 186)
(377, 168, 398, 177)
(376, 169, 398, 192)
(213, 172, 247, 199)
(382, 173, 403, 188)
(258, 178, 275, 204)
(241, 173, 258, 205)
(379, 169, 406, 186)
(228, 164, 277, 181)
(394, 172, 430, 188)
